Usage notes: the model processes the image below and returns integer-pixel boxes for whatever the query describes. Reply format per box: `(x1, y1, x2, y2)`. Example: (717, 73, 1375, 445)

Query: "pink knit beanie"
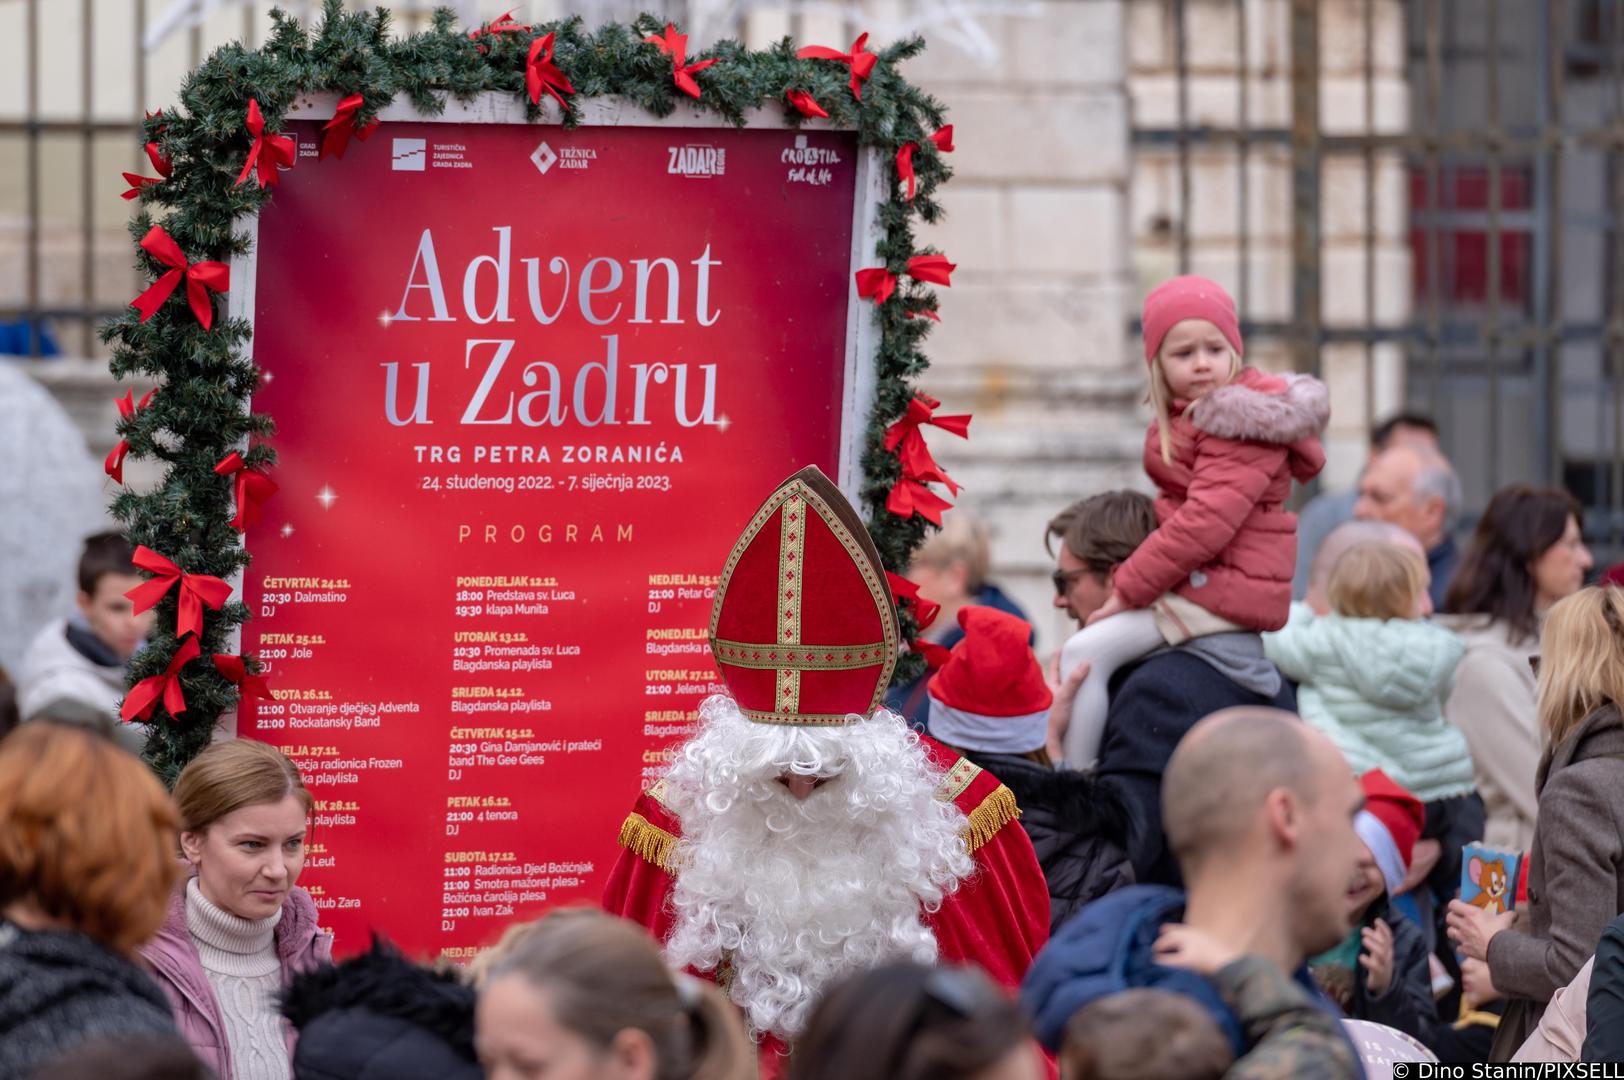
(1142, 275, 1244, 364)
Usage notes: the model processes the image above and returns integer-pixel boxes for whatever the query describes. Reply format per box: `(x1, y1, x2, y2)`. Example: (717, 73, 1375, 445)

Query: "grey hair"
(1414, 452, 1462, 523)
(1308, 519, 1418, 596)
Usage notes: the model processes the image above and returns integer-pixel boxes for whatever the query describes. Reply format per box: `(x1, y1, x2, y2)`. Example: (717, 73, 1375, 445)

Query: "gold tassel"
(962, 783, 1020, 854)
(617, 811, 679, 871)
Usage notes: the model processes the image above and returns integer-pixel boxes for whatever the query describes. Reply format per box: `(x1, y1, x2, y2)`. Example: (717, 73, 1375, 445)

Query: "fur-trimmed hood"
(1187, 367, 1330, 449)
(281, 937, 481, 1080)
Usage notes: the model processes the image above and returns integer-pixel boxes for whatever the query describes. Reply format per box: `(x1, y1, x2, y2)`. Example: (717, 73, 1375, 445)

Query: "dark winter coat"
(0, 920, 181, 1079)
(1095, 651, 1297, 887)
(280, 937, 482, 1080)
(1583, 914, 1624, 1063)
(960, 749, 1135, 933)
(1488, 704, 1624, 1060)
(1321, 896, 1442, 1053)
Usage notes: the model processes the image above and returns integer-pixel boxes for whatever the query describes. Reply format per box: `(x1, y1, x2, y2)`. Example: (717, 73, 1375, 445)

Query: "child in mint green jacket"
(1264, 541, 1475, 804)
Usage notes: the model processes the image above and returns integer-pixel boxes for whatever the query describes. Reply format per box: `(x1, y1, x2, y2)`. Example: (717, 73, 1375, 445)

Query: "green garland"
(107, 1, 956, 779)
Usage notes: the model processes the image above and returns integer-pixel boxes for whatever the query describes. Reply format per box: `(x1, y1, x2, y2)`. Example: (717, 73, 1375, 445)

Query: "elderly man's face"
(1053, 546, 1114, 628)
(1355, 449, 1440, 547)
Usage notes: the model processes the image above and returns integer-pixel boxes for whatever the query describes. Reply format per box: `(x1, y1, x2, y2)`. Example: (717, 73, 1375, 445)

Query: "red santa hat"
(1142, 275, 1244, 364)
(926, 606, 1053, 754)
(1353, 770, 1425, 897)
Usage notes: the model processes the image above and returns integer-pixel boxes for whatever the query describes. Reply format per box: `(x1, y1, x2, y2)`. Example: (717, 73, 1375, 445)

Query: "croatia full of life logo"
(667, 144, 726, 178)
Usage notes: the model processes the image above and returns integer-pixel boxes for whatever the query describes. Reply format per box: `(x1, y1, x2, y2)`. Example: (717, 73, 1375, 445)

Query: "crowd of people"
(3, 273, 1624, 1078)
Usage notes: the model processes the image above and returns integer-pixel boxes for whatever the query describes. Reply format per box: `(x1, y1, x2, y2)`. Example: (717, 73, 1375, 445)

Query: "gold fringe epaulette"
(962, 783, 1020, 854)
(618, 811, 678, 872)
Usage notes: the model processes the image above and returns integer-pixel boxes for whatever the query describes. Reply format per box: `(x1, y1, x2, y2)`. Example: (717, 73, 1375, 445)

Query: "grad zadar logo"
(392, 138, 427, 171)
(668, 144, 725, 178)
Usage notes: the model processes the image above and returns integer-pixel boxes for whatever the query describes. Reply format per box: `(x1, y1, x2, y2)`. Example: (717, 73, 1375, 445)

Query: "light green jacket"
(1265, 603, 1476, 801)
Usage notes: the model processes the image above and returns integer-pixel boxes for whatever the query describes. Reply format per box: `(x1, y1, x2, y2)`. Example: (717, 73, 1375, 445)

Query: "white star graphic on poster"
(316, 485, 338, 510)
(261, 370, 275, 384)
(714, 413, 732, 432)
(379, 310, 393, 328)
(280, 523, 295, 538)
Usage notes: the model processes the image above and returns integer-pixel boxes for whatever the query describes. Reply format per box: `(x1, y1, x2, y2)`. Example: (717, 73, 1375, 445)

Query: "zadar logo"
(667, 144, 725, 178)
(392, 138, 427, 171)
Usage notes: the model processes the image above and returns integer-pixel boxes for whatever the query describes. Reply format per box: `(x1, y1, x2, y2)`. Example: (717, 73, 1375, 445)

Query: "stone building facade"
(4, 0, 1410, 655)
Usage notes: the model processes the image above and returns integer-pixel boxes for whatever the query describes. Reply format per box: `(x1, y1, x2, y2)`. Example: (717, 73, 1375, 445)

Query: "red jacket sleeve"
(1114, 435, 1288, 608)
(601, 789, 680, 945)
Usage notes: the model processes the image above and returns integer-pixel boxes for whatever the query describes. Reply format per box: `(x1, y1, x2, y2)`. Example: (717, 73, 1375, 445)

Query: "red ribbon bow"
(885, 573, 949, 670)
(526, 33, 575, 109)
(855, 254, 957, 307)
(785, 89, 828, 119)
(121, 141, 173, 200)
(886, 571, 942, 632)
(105, 388, 157, 485)
(129, 225, 230, 330)
(645, 24, 716, 99)
(125, 546, 234, 639)
(886, 476, 955, 526)
(469, 8, 531, 41)
(319, 94, 380, 161)
(235, 98, 296, 189)
(213, 653, 276, 704)
(121, 635, 200, 723)
(912, 638, 952, 669)
(797, 33, 878, 101)
(214, 452, 279, 532)
(894, 127, 953, 203)
(884, 395, 971, 494)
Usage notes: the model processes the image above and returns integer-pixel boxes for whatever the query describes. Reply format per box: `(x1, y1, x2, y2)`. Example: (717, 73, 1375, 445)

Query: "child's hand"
(1359, 918, 1395, 997)
(1460, 957, 1501, 1008)
(1152, 923, 1240, 976)
(1084, 591, 1129, 627)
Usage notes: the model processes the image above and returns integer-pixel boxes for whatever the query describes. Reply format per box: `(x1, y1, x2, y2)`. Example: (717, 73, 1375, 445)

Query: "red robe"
(603, 736, 1052, 1073)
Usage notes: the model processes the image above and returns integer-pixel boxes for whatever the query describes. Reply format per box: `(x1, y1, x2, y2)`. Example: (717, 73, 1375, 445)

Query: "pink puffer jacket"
(137, 879, 333, 1080)
(1113, 366, 1329, 632)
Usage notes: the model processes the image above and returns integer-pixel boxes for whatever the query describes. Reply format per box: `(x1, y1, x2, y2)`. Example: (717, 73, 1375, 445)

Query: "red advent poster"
(241, 116, 863, 962)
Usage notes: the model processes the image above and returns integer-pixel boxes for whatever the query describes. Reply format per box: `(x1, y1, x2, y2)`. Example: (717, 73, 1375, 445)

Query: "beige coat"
(1512, 957, 1592, 1062)
(1438, 614, 1540, 852)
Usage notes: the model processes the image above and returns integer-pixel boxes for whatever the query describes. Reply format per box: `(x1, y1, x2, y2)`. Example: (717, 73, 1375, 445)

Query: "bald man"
(1022, 710, 1365, 1076)
(1160, 709, 1369, 972)
(1355, 444, 1462, 608)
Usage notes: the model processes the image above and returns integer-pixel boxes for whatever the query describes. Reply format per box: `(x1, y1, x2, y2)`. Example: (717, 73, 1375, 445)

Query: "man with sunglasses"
(1044, 494, 1298, 887)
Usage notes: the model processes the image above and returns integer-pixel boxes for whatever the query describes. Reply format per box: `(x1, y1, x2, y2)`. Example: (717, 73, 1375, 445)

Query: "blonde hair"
(483, 908, 754, 1080)
(1536, 586, 1624, 748)
(910, 510, 991, 591)
(0, 724, 181, 952)
(1148, 349, 1243, 465)
(173, 738, 313, 834)
(1327, 542, 1428, 620)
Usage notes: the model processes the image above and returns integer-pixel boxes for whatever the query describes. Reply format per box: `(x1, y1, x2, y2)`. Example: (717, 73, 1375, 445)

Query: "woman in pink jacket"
(1059, 276, 1330, 766)
(139, 739, 332, 1080)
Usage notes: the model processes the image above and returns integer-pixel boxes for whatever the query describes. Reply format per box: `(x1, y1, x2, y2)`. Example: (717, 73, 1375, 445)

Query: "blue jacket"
(1021, 885, 1247, 1053)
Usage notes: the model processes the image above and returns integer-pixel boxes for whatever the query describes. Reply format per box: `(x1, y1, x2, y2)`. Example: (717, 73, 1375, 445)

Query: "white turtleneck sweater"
(185, 877, 291, 1080)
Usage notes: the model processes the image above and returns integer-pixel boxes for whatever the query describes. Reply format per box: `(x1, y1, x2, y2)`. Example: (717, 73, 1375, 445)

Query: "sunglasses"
(1052, 568, 1088, 595)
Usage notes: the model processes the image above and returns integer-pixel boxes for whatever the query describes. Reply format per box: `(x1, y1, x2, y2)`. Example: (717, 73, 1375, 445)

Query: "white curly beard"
(660, 695, 975, 1042)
